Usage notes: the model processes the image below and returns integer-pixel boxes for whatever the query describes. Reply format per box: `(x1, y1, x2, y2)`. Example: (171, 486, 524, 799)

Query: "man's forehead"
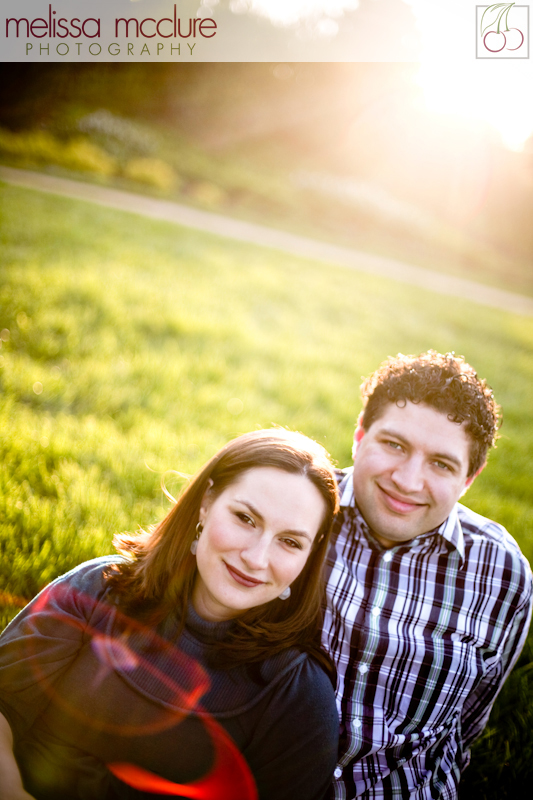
(368, 400, 463, 426)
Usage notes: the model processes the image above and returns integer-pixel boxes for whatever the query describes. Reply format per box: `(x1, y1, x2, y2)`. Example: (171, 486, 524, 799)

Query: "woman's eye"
(236, 512, 255, 526)
(281, 538, 302, 550)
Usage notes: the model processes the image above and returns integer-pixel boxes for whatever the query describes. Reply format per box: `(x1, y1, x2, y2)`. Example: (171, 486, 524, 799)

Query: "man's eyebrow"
(378, 428, 464, 469)
(234, 498, 313, 541)
(431, 452, 463, 469)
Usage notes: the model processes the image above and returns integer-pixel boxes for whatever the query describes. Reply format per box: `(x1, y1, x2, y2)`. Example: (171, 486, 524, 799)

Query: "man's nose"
(391, 456, 425, 494)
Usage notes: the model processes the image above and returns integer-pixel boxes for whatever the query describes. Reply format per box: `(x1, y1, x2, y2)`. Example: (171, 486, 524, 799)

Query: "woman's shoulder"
(46, 555, 129, 618)
(260, 648, 337, 714)
(51, 555, 124, 590)
(29, 555, 127, 603)
(1, 556, 123, 638)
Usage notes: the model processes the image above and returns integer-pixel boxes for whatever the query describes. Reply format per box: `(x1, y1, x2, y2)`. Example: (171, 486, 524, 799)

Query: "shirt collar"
(437, 504, 465, 562)
(338, 468, 356, 508)
(337, 467, 465, 562)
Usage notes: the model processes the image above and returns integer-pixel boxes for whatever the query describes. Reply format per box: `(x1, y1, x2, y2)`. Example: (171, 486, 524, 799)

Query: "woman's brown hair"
(104, 428, 339, 672)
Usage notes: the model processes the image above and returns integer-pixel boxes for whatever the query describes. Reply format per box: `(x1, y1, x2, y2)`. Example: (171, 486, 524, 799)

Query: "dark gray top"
(0, 557, 338, 800)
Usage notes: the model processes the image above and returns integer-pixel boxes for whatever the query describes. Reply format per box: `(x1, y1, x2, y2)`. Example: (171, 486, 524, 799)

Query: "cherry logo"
(481, 2, 525, 53)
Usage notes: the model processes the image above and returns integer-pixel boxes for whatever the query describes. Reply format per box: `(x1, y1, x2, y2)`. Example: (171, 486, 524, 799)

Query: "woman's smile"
(223, 561, 266, 588)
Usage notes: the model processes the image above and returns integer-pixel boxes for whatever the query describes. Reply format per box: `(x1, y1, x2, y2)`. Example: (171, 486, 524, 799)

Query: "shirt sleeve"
(244, 656, 339, 800)
(0, 558, 116, 739)
(460, 562, 533, 750)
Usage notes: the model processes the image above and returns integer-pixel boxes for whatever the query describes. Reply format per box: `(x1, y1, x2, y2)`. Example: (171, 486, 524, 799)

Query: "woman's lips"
(224, 562, 265, 588)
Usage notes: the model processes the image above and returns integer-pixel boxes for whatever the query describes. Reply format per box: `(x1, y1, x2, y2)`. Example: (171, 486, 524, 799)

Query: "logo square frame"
(476, 4, 529, 58)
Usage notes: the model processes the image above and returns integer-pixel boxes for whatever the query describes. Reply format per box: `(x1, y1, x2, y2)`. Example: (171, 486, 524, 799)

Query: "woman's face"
(192, 466, 326, 622)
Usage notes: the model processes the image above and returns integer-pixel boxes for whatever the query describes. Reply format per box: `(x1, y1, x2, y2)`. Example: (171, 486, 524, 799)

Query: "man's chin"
(372, 532, 416, 549)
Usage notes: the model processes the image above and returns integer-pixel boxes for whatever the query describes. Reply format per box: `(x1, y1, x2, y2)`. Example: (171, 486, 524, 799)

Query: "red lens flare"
(108, 716, 257, 799)
(26, 583, 210, 735)
(21, 582, 258, 798)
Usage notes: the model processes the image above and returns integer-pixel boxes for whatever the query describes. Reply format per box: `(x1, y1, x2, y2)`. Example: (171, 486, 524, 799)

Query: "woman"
(0, 429, 340, 800)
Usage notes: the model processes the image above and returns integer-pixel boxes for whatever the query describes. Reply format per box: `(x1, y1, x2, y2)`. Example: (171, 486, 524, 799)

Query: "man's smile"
(377, 484, 426, 514)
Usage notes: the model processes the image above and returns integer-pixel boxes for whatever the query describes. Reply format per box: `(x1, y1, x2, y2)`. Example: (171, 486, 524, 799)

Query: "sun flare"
(409, 0, 533, 151)
(416, 60, 533, 151)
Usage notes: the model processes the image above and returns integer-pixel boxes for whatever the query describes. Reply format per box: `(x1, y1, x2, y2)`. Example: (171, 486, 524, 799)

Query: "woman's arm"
(245, 655, 339, 800)
(0, 558, 117, 738)
(0, 713, 35, 800)
(0, 560, 117, 798)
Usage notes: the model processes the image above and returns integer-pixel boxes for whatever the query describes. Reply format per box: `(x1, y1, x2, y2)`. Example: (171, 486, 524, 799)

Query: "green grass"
(1, 181, 533, 796)
(3, 115, 532, 300)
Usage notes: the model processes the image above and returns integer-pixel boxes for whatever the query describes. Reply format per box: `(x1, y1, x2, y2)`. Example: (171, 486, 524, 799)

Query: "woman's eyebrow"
(233, 498, 264, 520)
(233, 498, 313, 541)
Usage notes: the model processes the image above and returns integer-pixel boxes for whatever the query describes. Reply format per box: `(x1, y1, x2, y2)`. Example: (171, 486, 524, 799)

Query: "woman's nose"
(240, 537, 270, 571)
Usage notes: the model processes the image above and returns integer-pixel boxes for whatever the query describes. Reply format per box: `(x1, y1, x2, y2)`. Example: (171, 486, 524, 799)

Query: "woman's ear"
(199, 478, 214, 523)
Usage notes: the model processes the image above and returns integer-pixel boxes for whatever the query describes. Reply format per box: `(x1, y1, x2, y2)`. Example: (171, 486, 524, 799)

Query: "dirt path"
(2, 165, 533, 317)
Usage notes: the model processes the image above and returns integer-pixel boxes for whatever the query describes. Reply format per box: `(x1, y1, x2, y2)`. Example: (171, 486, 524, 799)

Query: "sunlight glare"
(229, 0, 359, 27)
(408, 0, 533, 150)
(417, 59, 533, 151)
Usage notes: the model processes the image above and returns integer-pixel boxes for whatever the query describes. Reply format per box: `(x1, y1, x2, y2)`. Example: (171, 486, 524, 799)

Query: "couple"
(1, 351, 532, 800)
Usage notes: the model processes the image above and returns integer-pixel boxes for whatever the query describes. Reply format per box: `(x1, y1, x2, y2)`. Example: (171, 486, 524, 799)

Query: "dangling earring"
(190, 522, 203, 555)
(278, 586, 291, 600)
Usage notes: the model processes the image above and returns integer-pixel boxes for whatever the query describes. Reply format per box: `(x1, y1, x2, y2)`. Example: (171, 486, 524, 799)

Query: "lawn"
(1, 181, 532, 795)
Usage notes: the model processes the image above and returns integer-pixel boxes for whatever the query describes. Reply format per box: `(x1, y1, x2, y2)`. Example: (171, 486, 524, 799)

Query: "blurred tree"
(1, 61, 533, 262)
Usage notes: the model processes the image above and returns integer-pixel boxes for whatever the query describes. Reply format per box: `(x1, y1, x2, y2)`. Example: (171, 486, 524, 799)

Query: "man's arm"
(461, 588, 532, 750)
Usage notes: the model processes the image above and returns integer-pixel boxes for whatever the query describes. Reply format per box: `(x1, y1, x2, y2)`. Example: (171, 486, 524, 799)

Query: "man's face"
(352, 401, 475, 549)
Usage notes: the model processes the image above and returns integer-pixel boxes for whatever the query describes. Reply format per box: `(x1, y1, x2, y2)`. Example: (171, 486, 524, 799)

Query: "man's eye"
(434, 461, 451, 471)
(386, 441, 403, 450)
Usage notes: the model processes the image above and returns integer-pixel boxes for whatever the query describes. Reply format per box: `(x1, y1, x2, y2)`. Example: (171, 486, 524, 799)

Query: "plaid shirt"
(323, 469, 532, 799)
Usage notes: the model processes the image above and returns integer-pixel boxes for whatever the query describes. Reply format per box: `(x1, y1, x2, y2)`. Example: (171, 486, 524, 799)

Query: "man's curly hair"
(360, 351, 501, 476)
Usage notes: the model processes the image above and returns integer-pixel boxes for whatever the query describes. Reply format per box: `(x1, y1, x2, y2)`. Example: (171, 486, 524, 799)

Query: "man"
(322, 351, 532, 799)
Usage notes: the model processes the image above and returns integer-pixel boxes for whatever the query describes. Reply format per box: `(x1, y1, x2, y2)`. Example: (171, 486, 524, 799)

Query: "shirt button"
(383, 551, 392, 562)
(371, 606, 380, 617)
(334, 767, 343, 779)
(358, 663, 369, 674)
(353, 719, 362, 728)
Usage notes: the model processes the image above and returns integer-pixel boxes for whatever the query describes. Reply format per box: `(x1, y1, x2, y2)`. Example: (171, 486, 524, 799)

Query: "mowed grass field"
(1, 181, 533, 795)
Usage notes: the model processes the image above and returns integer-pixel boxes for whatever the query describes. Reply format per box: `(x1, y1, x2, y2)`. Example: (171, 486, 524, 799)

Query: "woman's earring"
(190, 522, 203, 555)
(278, 586, 291, 601)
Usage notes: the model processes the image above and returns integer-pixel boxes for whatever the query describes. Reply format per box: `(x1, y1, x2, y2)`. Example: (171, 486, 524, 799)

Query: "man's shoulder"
(457, 502, 517, 547)
(457, 503, 532, 586)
